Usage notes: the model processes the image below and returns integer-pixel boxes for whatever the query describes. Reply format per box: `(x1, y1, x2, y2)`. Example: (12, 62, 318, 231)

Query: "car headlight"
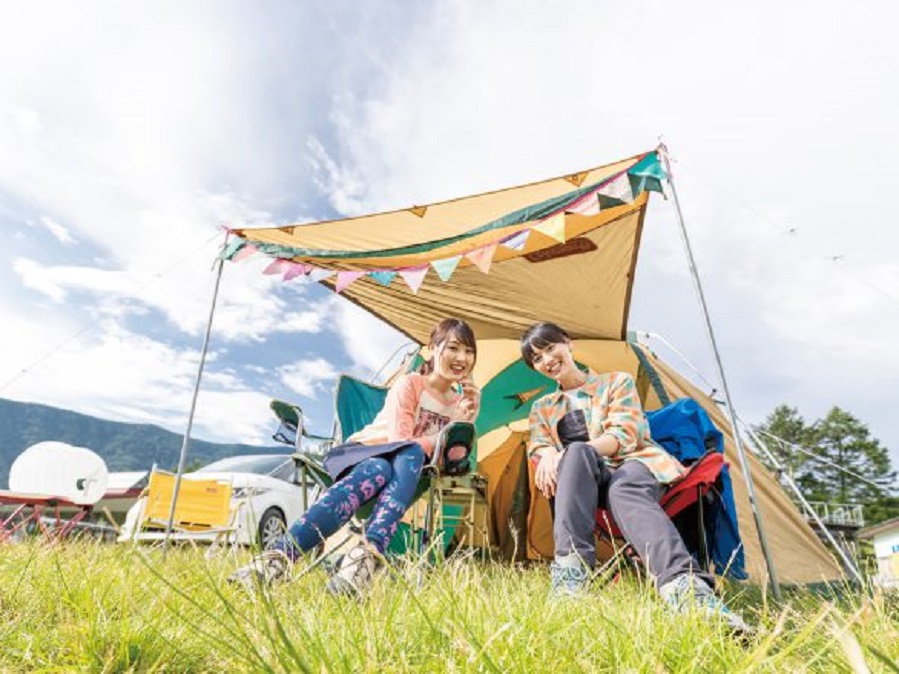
(231, 486, 271, 500)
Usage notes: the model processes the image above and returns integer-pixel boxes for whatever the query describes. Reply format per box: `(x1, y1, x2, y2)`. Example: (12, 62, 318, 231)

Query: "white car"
(118, 454, 320, 548)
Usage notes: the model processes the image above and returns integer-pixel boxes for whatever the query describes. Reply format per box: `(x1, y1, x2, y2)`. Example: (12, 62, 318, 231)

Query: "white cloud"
(0, 3, 415, 449)
(0, 5, 342, 347)
(3, 104, 41, 135)
(332, 299, 412, 380)
(39, 215, 75, 244)
(0, 278, 289, 447)
(13, 257, 134, 302)
(0, 315, 271, 443)
(278, 357, 339, 399)
(193, 388, 278, 446)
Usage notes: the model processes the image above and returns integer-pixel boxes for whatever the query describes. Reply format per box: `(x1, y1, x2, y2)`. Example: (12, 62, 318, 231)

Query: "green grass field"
(1, 541, 896, 672)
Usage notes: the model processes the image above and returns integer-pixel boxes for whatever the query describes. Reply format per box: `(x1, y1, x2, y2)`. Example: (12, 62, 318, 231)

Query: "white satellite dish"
(9, 441, 109, 505)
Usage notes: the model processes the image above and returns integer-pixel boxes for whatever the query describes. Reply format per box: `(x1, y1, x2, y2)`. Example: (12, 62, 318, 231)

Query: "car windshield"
(196, 455, 290, 476)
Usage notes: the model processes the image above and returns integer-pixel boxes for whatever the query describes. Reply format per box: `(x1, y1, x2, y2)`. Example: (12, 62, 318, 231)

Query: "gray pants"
(554, 442, 713, 588)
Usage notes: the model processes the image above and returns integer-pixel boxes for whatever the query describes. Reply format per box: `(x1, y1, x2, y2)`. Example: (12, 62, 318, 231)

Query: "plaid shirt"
(527, 369, 685, 484)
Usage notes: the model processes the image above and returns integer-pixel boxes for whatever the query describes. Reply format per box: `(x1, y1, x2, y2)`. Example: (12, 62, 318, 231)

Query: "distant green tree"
(864, 495, 899, 526)
(755, 404, 814, 484)
(757, 404, 898, 525)
(808, 407, 896, 505)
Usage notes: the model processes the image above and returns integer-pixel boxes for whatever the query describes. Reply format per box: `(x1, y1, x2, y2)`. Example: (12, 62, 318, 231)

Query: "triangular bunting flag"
(306, 268, 335, 283)
(398, 265, 429, 294)
(534, 213, 567, 243)
(564, 171, 589, 187)
(369, 270, 397, 286)
(597, 173, 634, 208)
(409, 205, 428, 218)
(465, 242, 498, 274)
(565, 192, 600, 216)
(629, 173, 665, 196)
(627, 151, 666, 196)
(232, 243, 258, 262)
(500, 229, 530, 251)
(336, 270, 365, 293)
(219, 238, 245, 261)
(283, 261, 309, 281)
(627, 151, 666, 182)
(263, 258, 289, 275)
(431, 255, 462, 282)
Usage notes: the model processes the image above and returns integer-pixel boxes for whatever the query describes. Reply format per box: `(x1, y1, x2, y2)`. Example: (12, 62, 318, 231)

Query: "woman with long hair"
(231, 318, 479, 596)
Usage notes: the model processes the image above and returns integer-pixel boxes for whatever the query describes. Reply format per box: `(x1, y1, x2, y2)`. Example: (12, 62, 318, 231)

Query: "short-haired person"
(231, 318, 480, 596)
(521, 322, 749, 630)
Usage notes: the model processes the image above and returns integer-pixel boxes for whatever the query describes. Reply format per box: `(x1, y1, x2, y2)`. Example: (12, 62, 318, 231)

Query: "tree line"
(756, 405, 898, 525)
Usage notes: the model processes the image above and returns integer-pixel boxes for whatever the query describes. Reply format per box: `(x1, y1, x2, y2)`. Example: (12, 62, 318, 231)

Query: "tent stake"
(659, 144, 782, 601)
(163, 255, 226, 557)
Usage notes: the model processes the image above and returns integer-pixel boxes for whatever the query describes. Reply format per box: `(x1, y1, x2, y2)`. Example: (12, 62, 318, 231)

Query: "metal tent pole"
(659, 144, 782, 601)
(163, 256, 226, 557)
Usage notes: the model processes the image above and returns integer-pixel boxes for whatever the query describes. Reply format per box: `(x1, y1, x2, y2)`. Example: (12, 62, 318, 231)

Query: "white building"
(859, 516, 899, 589)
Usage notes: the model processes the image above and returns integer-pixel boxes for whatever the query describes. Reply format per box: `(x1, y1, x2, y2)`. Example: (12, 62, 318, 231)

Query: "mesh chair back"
(334, 375, 389, 442)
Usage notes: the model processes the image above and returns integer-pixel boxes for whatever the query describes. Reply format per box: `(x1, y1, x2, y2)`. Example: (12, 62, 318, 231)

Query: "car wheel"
(258, 507, 287, 549)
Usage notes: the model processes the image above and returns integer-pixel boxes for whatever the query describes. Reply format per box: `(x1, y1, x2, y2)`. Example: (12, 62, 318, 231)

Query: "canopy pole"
(163, 254, 226, 557)
(659, 144, 782, 601)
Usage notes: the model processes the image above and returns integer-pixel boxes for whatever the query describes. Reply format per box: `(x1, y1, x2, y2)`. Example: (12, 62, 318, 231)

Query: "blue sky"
(1, 1, 898, 473)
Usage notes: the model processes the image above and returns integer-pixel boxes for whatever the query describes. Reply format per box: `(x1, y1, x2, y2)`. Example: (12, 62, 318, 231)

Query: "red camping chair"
(594, 451, 725, 578)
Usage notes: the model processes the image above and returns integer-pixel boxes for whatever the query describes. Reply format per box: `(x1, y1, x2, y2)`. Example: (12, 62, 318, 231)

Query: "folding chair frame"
(592, 452, 725, 582)
(125, 470, 239, 552)
(0, 493, 93, 542)
(418, 422, 489, 556)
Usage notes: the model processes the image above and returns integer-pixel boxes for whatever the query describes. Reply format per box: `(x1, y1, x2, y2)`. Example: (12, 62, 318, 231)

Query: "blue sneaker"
(659, 574, 753, 634)
(550, 553, 589, 598)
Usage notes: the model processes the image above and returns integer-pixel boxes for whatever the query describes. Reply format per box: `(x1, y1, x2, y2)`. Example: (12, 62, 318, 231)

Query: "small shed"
(858, 516, 899, 589)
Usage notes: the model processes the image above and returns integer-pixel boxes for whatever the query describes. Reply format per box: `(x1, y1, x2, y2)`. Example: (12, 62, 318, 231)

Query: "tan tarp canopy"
(232, 154, 652, 341)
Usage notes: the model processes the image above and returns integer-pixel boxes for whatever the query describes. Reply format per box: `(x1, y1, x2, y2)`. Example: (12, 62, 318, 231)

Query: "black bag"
(556, 409, 590, 447)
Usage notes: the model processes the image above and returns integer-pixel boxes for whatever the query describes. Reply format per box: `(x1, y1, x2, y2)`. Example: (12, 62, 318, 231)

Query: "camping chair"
(593, 451, 726, 580)
(124, 469, 238, 552)
(591, 397, 746, 581)
(269, 398, 335, 513)
(269, 373, 489, 558)
(412, 420, 489, 554)
(531, 396, 745, 581)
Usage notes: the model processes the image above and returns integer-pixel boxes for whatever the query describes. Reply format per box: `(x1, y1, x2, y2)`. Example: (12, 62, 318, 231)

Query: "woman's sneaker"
(659, 574, 753, 634)
(326, 541, 384, 597)
(549, 553, 590, 598)
(228, 549, 291, 591)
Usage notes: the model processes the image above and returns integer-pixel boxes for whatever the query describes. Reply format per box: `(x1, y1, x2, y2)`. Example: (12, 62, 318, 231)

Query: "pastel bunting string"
(228, 151, 666, 293)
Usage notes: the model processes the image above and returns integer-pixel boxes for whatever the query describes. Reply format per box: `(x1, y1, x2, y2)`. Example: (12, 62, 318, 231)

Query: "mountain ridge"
(0, 398, 282, 488)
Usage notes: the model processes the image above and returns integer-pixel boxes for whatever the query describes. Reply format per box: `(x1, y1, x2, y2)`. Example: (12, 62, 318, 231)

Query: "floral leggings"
(273, 444, 425, 559)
